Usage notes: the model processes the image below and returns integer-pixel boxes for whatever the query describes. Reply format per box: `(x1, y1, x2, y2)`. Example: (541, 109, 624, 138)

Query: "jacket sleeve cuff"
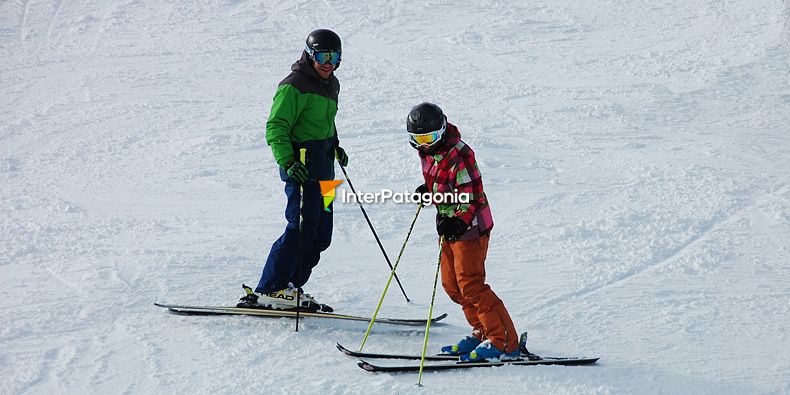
(274, 150, 295, 168)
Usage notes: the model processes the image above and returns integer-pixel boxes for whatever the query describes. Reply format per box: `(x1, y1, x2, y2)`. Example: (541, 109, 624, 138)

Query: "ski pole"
(359, 203, 423, 351)
(295, 148, 307, 332)
(338, 164, 410, 303)
(416, 237, 444, 387)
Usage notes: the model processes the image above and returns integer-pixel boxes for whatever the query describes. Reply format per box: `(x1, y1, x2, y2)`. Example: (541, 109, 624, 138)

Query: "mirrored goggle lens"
(410, 131, 441, 146)
(312, 50, 341, 65)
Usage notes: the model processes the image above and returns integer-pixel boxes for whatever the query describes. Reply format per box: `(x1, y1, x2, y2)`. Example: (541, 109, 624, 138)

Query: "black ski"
(356, 356, 599, 372)
(337, 342, 588, 363)
(154, 303, 447, 327)
(337, 342, 457, 361)
(340, 331, 598, 372)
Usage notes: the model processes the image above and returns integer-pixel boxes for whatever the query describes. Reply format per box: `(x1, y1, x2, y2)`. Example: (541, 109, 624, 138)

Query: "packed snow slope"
(2, 0, 789, 394)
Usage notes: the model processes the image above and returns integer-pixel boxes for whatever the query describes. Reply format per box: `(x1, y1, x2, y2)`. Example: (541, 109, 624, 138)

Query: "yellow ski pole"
(295, 147, 307, 332)
(417, 236, 444, 387)
(359, 203, 423, 351)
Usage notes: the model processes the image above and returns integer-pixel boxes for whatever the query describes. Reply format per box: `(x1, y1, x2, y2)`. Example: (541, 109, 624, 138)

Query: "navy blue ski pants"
(255, 180, 333, 294)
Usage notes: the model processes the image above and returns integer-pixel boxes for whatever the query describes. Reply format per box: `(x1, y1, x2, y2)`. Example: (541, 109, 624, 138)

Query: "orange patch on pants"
(440, 234, 519, 353)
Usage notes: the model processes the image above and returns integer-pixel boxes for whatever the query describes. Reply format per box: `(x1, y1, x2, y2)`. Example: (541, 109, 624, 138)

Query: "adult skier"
(407, 102, 520, 361)
(240, 29, 348, 312)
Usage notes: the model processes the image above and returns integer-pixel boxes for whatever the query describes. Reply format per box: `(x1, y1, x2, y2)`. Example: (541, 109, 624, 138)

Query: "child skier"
(407, 102, 520, 362)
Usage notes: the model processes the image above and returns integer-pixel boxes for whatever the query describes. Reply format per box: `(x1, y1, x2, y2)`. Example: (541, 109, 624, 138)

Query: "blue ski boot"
(460, 339, 521, 362)
(440, 335, 482, 356)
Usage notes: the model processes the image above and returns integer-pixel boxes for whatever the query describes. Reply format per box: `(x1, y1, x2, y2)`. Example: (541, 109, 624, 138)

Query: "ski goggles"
(409, 123, 446, 147)
(306, 47, 341, 66)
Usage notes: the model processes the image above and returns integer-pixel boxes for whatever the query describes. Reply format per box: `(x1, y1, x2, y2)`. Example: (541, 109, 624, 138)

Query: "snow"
(2, 0, 789, 393)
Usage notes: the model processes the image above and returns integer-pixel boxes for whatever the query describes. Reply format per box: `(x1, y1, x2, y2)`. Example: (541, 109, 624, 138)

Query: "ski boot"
(238, 284, 333, 312)
(440, 334, 482, 356)
(460, 339, 521, 362)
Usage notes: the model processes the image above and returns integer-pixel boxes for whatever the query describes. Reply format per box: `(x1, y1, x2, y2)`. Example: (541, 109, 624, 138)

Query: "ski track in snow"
(529, 182, 790, 314)
(19, 0, 32, 42)
(1, 0, 789, 394)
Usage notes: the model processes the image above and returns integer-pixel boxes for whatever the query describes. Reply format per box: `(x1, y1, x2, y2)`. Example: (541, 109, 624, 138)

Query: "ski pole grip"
(299, 148, 307, 165)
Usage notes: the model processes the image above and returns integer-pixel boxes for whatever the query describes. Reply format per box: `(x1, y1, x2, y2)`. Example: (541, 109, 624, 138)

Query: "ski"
(356, 356, 599, 372)
(337, 342, 458, 361)
(337, 342, 589, 363)
(154, 303, 447, 327)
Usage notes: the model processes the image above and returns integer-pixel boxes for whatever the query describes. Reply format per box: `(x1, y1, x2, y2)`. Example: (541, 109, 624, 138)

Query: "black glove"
(284, 159, 309, 184)
(335, 146, 349, 167)
(415, 184, 428, 194)
(437, 216, 468, 239)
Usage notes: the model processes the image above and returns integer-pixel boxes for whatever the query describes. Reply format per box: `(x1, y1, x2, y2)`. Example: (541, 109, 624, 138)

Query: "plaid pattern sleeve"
(420, 123, 494, 237)
(452, 146, 486, 225)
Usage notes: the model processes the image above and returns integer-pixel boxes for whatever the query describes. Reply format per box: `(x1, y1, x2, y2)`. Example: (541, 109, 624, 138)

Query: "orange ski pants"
(440, 234, 519, 353)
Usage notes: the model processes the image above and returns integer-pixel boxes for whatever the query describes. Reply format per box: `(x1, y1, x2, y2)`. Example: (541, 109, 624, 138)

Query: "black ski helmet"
(407, 102, 446, 133)
(406, 102, 447, 149)
(305, 29, 342, 68)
